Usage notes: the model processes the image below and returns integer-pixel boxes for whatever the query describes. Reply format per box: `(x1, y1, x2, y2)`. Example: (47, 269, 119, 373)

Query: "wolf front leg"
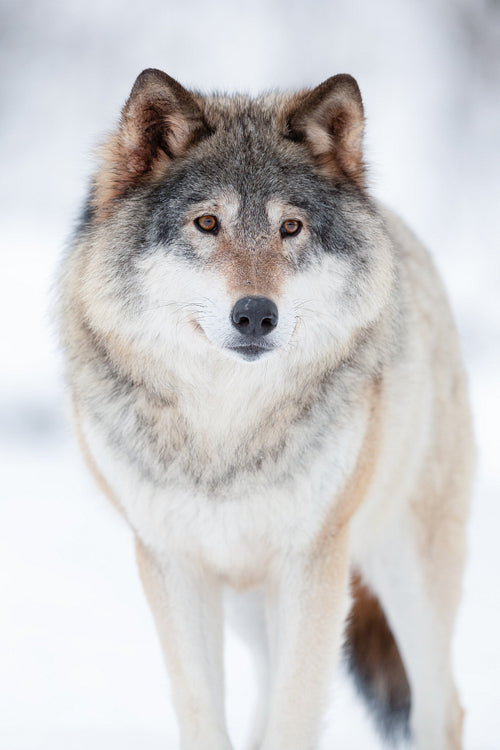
(135, 539, 232, 750)
(261, 524, 351, 750)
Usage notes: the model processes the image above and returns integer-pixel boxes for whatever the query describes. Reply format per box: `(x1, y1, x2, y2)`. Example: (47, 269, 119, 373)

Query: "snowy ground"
(1, 1, 499, 748)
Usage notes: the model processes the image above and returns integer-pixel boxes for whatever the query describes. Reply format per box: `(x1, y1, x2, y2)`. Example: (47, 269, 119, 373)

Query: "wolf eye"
(280, 219, 302, 237)
(195, 215, 219, 233)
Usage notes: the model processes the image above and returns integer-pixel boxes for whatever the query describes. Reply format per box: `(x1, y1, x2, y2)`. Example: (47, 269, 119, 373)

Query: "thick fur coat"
(58, 69, 474, 750)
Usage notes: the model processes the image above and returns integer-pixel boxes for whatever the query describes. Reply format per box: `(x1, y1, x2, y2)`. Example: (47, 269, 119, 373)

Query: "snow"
(1, 0, 499, 747)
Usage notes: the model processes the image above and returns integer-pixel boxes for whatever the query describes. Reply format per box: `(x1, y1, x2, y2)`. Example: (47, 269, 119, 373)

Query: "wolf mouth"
(226, 344, 274, 361)
(192, 321, 275, 360)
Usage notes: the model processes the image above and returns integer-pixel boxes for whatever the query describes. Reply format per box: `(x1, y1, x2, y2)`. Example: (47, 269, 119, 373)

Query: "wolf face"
(73, 70, 394, 376)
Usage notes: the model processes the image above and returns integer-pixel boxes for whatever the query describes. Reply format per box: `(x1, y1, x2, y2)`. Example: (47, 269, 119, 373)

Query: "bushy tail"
(344, 572, 411, 743)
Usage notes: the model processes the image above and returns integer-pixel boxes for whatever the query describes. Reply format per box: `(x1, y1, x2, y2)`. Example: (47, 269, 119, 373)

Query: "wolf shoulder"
(379, 203, 463, 351)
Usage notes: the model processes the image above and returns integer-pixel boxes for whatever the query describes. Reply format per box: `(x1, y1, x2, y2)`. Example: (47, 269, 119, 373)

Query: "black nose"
(231, 296, 278, 337)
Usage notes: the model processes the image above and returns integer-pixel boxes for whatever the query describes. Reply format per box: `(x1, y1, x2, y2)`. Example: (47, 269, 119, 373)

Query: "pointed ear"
(94, 69, 209, 218)
(286, 75, 365, 188)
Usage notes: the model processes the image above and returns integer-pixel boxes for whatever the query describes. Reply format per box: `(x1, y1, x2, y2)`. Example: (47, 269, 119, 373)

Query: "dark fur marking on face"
(86, 81, 375, 282)
(110, 147, 375, 283)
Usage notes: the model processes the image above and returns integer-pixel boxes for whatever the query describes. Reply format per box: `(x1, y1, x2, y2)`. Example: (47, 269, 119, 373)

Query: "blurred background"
(1, 0, 499, 747)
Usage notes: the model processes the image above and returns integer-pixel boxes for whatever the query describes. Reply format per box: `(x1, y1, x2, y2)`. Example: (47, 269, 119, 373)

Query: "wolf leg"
(357, 510, 466, 750)
(226, 589, 270, 750)
(259, 524, 351, 750)
(136, 539, 232, 750)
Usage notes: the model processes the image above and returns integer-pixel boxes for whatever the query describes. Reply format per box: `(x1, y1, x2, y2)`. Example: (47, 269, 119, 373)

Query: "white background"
(1, 0, 499, 747)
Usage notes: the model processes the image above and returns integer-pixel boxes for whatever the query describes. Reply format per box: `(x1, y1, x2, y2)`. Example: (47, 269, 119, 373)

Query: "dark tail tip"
(344, 572, 411, 744)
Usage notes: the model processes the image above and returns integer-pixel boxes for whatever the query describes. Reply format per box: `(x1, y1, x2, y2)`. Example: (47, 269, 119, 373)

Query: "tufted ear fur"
(93, 69, 209, 218)
(287, 74, 365, 188)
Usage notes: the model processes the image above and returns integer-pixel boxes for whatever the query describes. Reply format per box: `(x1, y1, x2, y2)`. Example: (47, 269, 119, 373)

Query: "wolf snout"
(231, 296, 278, 337)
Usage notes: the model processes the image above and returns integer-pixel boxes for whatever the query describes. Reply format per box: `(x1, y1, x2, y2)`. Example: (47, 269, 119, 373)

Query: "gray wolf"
(58, 68, 474, 750)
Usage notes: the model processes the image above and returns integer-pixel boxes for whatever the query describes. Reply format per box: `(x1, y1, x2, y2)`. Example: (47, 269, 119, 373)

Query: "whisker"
(143, 300, 209, 314)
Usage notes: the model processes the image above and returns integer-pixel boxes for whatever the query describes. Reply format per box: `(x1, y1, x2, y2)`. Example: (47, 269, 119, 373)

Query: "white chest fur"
(80, 394, 365, 587)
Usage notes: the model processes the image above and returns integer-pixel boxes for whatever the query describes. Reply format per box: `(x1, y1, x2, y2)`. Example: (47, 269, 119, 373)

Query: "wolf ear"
(94, 69, 209, 218)
(286, 75, 365, 188)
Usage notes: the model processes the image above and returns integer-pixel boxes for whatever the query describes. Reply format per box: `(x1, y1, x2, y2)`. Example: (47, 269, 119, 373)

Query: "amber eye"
(280, 219, 302, 237)
(195, 215, 219, 233)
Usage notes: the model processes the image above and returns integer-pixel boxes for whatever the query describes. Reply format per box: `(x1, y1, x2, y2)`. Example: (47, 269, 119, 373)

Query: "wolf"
(58, 69, 474, 750)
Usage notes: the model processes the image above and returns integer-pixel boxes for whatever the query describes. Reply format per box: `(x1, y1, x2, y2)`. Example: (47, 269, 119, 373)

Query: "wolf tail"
(344, 572, 411, 743)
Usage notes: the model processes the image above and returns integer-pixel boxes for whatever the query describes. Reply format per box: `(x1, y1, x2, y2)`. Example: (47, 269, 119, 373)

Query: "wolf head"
(71, 69, 394, 373)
